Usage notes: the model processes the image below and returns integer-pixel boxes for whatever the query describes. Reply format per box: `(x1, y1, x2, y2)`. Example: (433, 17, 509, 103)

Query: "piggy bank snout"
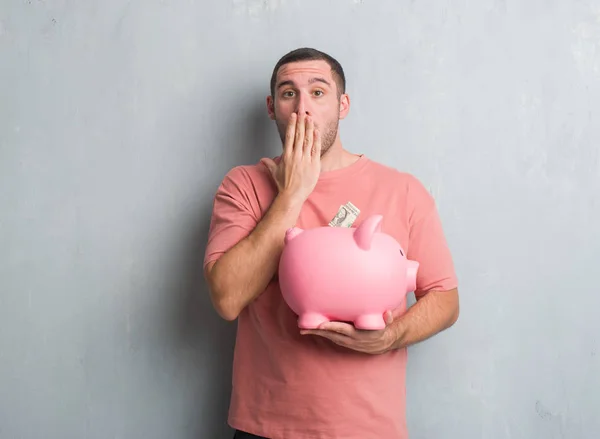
(405, 260, 419, 293)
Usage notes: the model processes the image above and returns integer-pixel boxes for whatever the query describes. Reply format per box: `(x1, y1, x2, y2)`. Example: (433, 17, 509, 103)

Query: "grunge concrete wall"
(1, 1, 599, 438)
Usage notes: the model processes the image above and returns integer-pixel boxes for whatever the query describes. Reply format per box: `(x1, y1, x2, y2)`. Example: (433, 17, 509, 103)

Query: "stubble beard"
(275, 113, 339, 158)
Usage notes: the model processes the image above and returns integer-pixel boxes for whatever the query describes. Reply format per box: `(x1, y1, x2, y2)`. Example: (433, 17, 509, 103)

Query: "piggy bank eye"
(399, 248, 404, 256)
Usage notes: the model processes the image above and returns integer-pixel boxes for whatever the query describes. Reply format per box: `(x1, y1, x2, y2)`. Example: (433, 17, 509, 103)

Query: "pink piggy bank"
(278, 214, 419, 330)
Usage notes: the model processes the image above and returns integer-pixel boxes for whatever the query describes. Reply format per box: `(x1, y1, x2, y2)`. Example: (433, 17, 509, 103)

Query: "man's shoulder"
(220, 160, 272, 189)
(364, 156, 429, 193)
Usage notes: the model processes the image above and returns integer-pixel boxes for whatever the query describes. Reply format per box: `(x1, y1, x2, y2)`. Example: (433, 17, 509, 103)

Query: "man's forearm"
(205, 193, 303, 321)
(390, 288, 459, 350)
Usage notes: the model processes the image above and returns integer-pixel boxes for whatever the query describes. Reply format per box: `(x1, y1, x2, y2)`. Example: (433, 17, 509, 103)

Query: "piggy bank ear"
(353, 215, 383, 250)
(284, 227, 304, 244)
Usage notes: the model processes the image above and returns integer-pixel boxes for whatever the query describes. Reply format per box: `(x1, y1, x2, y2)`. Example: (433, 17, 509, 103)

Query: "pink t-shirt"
(204, 155, 458, 439)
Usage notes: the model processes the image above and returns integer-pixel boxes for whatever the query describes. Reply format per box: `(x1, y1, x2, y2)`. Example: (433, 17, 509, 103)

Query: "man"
(204, 47, 459, 439)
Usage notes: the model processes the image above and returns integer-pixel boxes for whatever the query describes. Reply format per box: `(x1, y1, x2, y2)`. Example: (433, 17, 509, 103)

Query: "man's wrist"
(275, 191, 305, 213)
(388, 319, 406, 351)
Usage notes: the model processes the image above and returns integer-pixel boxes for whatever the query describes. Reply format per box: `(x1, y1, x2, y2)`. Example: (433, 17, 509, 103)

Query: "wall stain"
(535, 400, 554, 420)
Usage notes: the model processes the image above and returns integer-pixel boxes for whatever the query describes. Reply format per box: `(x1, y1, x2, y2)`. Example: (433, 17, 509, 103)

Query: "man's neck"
(320, 144, 362, 172)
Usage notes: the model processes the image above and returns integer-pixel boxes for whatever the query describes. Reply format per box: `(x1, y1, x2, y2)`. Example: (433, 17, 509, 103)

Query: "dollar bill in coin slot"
(328, 201, 360, 228)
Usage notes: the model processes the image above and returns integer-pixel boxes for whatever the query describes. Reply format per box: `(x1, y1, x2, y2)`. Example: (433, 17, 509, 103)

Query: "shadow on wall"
(173, 200, 237, 439)
(226, 89, 282, 165)
(166, 93, 277, 438)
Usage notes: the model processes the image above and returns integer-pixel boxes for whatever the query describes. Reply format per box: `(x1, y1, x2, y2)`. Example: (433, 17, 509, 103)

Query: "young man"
(204, 48, 459, 439)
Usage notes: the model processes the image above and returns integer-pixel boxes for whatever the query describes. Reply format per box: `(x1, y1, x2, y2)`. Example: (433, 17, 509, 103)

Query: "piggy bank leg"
(298, 312, 329, 329)
(354, 314, 386, 330)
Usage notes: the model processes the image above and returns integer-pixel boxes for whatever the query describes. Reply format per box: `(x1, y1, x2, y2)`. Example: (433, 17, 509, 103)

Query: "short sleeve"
(406, 177, 458, 296)
(203, 166, 260, 269)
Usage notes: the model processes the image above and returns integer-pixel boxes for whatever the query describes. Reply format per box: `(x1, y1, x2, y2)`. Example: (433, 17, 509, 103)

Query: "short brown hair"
(269, 47, 346, 98)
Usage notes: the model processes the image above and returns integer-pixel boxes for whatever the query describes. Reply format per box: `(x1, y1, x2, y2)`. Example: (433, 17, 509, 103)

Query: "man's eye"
(283, 91, 295, 97)
(314, 90, 323, 96)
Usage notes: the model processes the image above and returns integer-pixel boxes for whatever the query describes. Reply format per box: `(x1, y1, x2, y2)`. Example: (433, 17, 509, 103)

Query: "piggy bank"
(278, 214, 419, 330)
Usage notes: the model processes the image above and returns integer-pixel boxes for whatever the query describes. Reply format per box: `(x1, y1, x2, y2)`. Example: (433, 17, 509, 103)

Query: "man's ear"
(266, 96, 276, 120)
(339, 94, 350, 120)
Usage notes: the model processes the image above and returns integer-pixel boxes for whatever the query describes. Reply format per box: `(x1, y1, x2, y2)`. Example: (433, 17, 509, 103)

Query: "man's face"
(267, 60, 349, 156)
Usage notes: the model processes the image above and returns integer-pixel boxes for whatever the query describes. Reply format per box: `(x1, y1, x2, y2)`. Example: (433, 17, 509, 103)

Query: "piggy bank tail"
(406, 260, 419, 293)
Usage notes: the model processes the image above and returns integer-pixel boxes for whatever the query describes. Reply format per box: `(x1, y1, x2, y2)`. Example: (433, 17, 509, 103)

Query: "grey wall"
(1, 1, 599, 438)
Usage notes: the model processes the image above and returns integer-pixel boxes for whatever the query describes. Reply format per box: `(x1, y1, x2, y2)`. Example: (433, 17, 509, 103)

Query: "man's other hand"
(300, 311, 400, 355)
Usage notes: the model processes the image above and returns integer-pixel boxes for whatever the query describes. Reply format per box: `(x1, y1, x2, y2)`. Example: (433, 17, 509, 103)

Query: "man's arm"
(389, 288, 459, 350)
(205, 193, 302, 321)
(204, 112, 321, 321)
(301, 288, 459, 355)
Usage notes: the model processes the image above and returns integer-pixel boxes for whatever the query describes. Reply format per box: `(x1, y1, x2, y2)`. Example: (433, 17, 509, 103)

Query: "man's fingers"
(304, 116, 314, 156)
(284, 113, 297, 157)
(313, 128, 322, 157)
(317, 322, 355, 336)
(301, 329, 350, 345)
(383, 311, 394, 326)
(294, 112, 306, 156)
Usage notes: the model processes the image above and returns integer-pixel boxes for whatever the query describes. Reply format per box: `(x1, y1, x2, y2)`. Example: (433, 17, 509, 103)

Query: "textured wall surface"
(1, 1, 599, 438)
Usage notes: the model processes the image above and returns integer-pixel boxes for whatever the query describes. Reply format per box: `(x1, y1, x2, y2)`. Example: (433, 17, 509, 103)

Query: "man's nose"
(295, 108, 312, 118)
(295, 96, 311, 116)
